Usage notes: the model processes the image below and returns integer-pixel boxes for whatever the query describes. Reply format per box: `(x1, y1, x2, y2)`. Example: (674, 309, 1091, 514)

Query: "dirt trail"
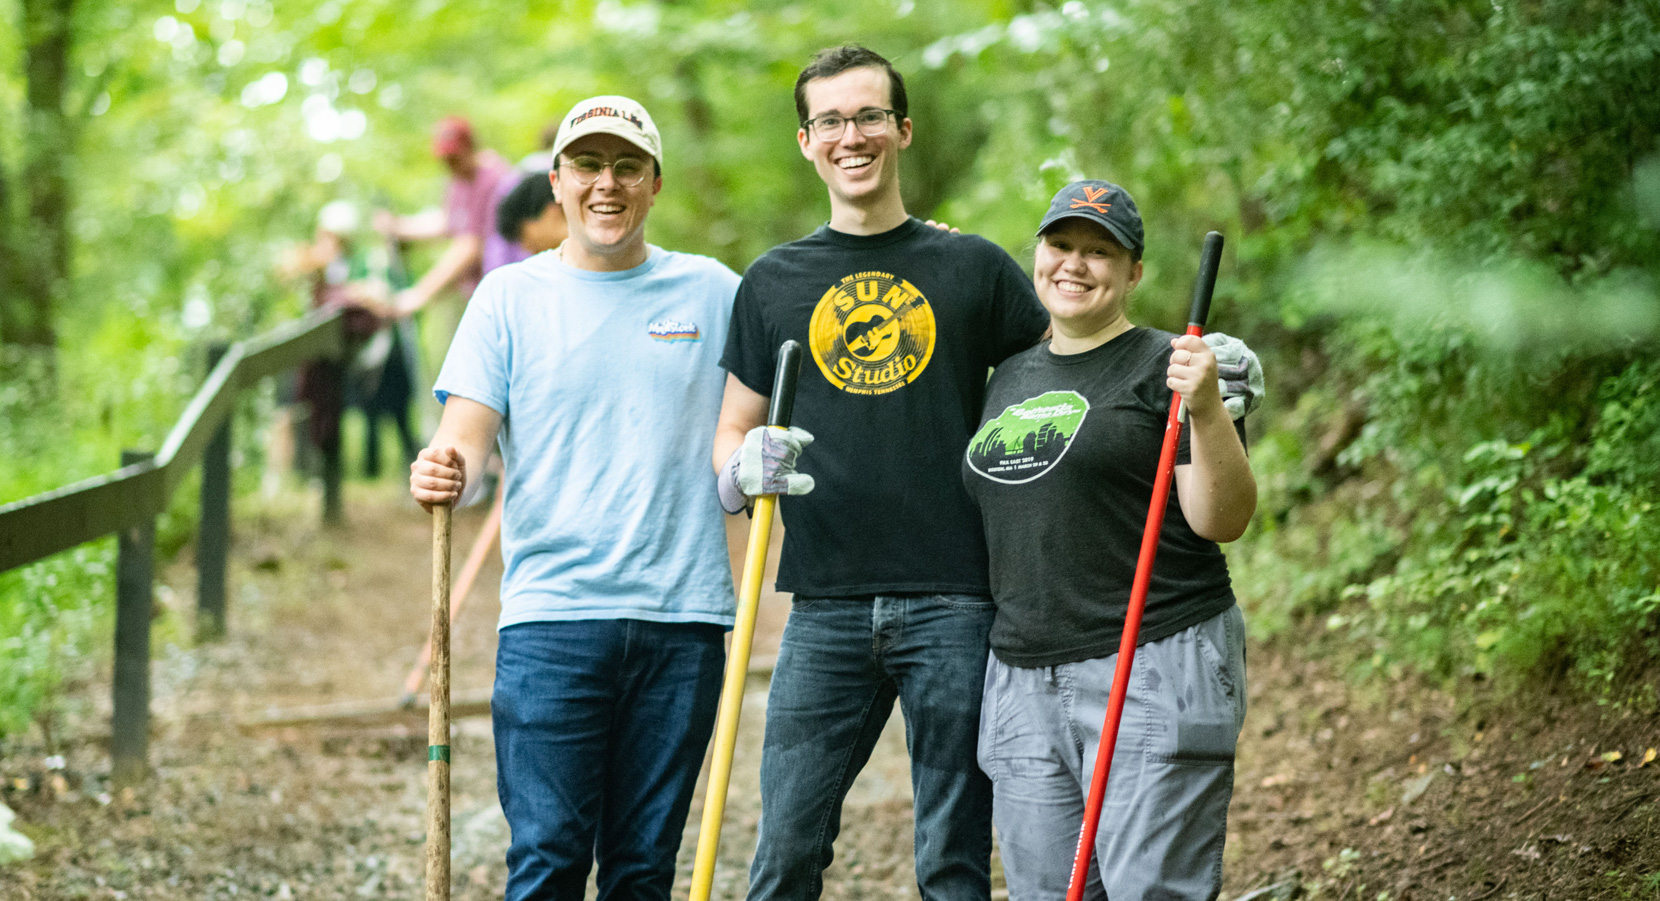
(1, 483, 1656, 900)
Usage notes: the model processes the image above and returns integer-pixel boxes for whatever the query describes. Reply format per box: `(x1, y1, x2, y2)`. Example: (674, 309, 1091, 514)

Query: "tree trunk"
(0, 155, 17, 340)
(1, 0, 76, 352)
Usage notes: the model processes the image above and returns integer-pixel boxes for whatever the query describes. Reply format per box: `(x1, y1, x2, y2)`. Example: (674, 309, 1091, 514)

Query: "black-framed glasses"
(802, 108, 897, 142)
(560, 155, 650, 187)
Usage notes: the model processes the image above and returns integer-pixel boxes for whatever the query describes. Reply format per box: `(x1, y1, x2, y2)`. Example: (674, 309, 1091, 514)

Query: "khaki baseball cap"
(550, 95, 663, 166)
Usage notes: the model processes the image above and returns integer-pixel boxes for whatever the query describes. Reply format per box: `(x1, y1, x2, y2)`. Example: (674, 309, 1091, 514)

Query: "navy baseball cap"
(1035, 180, 1144, 255)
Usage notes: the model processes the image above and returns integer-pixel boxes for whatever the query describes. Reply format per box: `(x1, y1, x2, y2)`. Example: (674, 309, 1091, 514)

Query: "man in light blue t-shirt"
(409, 95, 739, 901)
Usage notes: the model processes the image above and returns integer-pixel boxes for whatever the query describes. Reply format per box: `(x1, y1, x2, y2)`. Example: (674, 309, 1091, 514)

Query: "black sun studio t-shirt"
(720, 218, 1049, 598)
(962, 328, 1247, 668)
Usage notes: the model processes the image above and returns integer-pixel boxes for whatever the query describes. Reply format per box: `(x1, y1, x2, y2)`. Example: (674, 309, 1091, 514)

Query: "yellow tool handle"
(688, 494, 776, 900)
(689, 339, 802, 901)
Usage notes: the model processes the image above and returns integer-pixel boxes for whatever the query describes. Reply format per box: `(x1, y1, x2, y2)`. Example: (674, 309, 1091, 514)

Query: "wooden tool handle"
(426, 504, 452, 901)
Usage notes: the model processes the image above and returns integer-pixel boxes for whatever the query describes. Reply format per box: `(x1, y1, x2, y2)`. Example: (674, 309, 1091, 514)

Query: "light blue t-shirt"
(434, 247, 739, 629)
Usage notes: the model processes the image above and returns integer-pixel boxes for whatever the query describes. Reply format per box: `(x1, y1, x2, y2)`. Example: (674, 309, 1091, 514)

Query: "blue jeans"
(493, 619, 726, 901)
(747, 594, 997, 901)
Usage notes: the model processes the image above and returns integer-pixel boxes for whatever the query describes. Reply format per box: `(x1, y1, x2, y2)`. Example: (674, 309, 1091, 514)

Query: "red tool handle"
(1065, 231, 1224, 900)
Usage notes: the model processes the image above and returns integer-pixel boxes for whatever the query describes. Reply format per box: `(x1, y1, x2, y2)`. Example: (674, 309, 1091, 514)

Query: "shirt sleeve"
(1175, 415, 1248, 465)
(448, 166, 502, 240)
(719, 270, 777, 397)
(433, 273, 510, 416)
(985, 248, 1050, 365)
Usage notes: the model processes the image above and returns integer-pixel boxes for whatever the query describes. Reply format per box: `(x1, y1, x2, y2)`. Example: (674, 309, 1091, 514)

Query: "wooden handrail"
(0, 309, 345, 573)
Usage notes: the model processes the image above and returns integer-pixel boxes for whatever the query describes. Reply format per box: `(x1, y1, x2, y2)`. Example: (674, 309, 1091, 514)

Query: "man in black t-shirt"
(712, 45, 1049, 901)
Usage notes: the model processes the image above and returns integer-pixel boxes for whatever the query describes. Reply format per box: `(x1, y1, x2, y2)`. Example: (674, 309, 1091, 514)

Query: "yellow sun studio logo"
(808, 271, 937, 396)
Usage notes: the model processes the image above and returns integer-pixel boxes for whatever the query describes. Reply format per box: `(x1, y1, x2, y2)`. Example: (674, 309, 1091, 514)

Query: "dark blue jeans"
(747, 594, 997, 901)
(493, 619, 726, 901)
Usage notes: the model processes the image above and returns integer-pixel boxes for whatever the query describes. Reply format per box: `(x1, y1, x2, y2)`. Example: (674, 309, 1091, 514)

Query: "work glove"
(1204, 332, 1265, 420)
(740, 426, 815, 496)
(717, 426, 816, 514)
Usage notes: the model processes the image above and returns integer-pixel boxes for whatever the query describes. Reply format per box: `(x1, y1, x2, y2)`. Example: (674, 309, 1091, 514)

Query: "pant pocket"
(1144, 614, 1243, 766)
(980, 656, 1067, 783)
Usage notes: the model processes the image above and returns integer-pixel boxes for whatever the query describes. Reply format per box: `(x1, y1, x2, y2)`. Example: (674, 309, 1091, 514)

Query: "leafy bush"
(1235, 327, 1660, 696)
(0, 305, 235, 742)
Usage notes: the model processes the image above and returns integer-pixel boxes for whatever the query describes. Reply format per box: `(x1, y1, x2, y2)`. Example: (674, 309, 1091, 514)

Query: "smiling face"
(1035, 218, 1144, 344)
(797, 66, 912, 214)
(552, 133, 660, 271)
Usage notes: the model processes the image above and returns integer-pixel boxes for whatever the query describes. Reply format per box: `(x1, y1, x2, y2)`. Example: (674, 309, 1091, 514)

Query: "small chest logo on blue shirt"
(648, 319, 701, 343)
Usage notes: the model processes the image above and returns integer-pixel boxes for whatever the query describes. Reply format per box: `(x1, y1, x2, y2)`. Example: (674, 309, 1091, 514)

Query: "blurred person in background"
(272, 200, 394, 489)
(375, 116, 513, 316)
(484, 118, 567, 269)
(495, 171, 568, 255)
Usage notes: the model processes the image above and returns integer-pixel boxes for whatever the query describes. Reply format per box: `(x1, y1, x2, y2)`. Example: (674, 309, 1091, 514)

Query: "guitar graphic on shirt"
(843, 294, 926, 358)
(808, 271, 937, 396)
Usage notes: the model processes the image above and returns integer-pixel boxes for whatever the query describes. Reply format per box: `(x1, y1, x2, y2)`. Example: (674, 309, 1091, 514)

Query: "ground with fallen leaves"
(1, 484, 1656, 900)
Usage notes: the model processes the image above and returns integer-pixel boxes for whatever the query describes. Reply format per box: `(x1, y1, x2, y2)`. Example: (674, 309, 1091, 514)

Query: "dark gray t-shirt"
(962, 328, 1243, 667)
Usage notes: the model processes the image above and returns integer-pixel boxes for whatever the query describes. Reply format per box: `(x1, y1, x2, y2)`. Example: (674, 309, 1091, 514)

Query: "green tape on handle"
(429, 745, 451, 763)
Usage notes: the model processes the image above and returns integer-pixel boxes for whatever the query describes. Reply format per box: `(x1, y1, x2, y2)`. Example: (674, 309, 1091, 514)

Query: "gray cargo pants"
(976, 605, 1247, 901)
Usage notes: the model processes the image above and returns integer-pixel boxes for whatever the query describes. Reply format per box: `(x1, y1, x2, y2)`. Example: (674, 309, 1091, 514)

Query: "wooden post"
(197, 343, 231, 641)
(112, 449, 155, 786)
(321, 369, 344, 525)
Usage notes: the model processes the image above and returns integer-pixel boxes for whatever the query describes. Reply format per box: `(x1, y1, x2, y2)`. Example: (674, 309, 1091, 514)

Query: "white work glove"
(741, 426, 815, 496)
(1203, 332, 1265, 420)
(717, 426, 816, 514)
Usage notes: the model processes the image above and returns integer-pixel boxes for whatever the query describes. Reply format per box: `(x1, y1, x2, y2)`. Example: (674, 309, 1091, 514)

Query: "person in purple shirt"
(483, 120, 563, 273)
(378, 116, 514, 315)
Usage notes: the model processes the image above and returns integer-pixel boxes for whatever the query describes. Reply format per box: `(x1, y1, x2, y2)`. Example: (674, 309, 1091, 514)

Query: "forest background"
(1, 0, 1658, 740)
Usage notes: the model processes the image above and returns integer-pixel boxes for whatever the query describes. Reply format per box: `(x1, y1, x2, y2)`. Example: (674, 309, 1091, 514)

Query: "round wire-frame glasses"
(560, 156, 650, 187)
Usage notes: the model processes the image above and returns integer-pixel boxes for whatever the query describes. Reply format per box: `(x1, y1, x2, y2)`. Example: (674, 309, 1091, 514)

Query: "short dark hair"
(794, 44, 908, 126)
(496, 172, 555, 244)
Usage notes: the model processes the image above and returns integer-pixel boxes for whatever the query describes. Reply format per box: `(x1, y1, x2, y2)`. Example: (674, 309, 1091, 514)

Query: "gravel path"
(0, 484, 929, 900)
(8, 483, 1650, 900)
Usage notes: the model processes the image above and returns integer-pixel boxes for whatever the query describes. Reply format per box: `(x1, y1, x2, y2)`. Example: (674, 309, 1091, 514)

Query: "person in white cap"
(409, 95, 741, 901)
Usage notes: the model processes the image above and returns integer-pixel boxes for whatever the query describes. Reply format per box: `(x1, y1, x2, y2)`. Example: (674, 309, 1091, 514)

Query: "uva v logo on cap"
(551, 95, 664, 166)
(1036, 180, 1144, 255)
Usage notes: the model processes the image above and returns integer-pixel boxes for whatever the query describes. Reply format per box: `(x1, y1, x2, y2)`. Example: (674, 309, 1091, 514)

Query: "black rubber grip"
(1187, 231, 1225, 329)
(768, 340, 804, 428)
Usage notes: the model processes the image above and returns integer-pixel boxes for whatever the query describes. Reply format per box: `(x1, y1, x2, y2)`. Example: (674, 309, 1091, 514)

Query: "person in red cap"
(376, 116, 514, 315)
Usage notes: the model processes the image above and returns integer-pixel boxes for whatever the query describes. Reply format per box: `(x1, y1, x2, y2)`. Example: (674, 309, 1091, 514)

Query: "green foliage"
(3, 0, 1660, 737)
(0, 301, 210, 741)
(1240, 337, 1660, 694)
(0, 544, 111, 739)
